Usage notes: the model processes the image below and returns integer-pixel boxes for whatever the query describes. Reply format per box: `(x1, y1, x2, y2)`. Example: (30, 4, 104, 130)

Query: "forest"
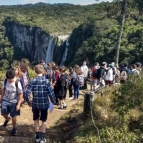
(0, 0, 143, 70)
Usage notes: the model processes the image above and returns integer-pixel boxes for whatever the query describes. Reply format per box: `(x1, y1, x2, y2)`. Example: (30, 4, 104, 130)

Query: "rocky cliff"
(4, 20, 56, 64)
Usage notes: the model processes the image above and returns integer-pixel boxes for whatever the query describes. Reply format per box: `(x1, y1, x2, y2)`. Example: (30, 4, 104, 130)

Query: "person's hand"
(16, 104, 20, 111)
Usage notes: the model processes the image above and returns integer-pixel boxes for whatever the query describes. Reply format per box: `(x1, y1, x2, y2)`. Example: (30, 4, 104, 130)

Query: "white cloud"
(76, 0, 113, 5)
(21, 0, 46, 4)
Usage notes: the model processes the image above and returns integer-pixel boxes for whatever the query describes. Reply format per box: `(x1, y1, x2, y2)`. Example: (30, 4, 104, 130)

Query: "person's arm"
(0, 89, 5, 103)
(47, 81, 56, 104)
(0, 80, 6, 103)
(16, 82, 23, 110)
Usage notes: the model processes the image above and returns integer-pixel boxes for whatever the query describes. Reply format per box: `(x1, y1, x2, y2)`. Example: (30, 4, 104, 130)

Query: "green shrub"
(28, 68, 36, 80)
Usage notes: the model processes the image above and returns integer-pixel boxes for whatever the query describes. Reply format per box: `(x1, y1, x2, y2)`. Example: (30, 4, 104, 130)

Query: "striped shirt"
(25, 76, 56, 109)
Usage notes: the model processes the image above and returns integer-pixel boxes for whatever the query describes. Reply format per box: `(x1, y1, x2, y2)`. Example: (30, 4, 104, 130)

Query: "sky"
(0, 0, 113, 6)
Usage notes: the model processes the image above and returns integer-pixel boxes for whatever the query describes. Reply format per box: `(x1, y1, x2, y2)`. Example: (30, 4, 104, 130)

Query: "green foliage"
(112, 74, 143, 118)
(100, 127, 138, 142)
(70, 85, 143, 142)
(0, 71, 5, 81)
(28, 68, 36, 80)
(0, 1, 142, 68)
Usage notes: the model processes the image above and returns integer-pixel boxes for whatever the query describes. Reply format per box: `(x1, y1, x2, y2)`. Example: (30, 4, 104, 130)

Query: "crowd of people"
(0, 59, 142, 143)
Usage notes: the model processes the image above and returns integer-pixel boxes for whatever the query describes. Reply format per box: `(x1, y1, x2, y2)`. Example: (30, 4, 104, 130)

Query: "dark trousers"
(54, 86, 59, 103)
(83, 78, 88, 89)
(69, 84, 73, 98)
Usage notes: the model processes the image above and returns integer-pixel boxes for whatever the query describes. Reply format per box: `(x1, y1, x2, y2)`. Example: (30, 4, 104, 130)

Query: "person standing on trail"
(68, 67, 74, 99)
(105, 64, 114, 86)
(81, 61, 89, 90)
(72, 67, 85, 100)
(0, 69, 23, 136)
(90, 62, 100, 91)
(98, 62, 107, 87)
(20, 62, 30, 101)
(56, 67, 68, 110)
(25, 64, 56, 143)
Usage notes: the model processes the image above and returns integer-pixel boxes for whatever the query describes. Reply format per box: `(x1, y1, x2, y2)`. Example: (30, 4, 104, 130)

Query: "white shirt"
(81, 65, 89, 78)
(106, 68, 114, 81)
(3, 78, 23, 103)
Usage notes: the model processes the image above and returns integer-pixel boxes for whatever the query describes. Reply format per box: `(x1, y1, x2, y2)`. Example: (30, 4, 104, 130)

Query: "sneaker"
(11, 128, 17, 136)
(3, 117, 11, 127)
(63, 105, 67, 109)
(58, 107, 64, 110)
(40, 139, 46, 143)
(35, 135, 40, 143)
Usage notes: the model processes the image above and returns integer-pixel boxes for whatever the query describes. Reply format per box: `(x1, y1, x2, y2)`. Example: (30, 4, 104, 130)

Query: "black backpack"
(4, 79, 19, 90)
(92, 68, 99, 78)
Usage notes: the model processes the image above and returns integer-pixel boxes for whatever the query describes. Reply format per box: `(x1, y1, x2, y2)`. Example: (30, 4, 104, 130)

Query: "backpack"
(92, 68, 99, 78)
(64, 74, 69, 88)
(59, 74, 69, 88)
(120, 71, 128, 81)
(75, 75, 84, 87)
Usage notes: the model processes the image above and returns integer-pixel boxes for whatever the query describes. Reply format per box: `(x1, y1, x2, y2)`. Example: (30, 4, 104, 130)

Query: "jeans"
(73, 83, 80, 99)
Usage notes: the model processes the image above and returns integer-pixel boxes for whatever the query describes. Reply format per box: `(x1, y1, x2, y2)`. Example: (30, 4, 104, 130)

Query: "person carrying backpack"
(19, 62, 30, 102)
(57, 67, 68, 110)
(98, 62, 107, 87)
(0, 69, 23, 136)
(90, 62, 100, 91)
(52, 65, 60, 105)
(73, 67, 84, 100)
(105, 64, 114, 86)
(120, 63, 129, 84)
(68, 67, 74, 99)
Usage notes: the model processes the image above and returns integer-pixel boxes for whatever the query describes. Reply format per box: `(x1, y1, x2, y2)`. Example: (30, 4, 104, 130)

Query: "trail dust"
(0, 90, 85, 143)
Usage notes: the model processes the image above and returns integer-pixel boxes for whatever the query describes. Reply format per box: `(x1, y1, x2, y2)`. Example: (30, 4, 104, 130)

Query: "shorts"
(91, 79, 98, 86)
(32, 108, 48, 122)
(1, 100, 18, 118)
(105, 80, 113, 85)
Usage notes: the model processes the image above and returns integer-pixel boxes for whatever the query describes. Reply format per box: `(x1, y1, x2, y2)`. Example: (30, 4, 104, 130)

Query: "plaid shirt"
(25, 76, 56, 109)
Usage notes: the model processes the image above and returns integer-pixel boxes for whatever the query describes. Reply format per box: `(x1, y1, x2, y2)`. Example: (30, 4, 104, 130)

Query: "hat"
(111, 62, 115, 66)
(109, 64, 113, 68)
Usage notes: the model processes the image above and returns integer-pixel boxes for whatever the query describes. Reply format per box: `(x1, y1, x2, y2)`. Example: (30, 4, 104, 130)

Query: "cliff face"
(4, 21, 55, 64)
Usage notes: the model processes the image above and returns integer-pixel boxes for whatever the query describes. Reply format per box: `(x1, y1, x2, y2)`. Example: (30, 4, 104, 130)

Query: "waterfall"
(45, 36, 55, 64)
(60, 39, 69, 66)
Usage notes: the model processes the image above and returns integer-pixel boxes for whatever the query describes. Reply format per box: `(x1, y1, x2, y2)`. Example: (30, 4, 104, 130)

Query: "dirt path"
(0, 91, 85, 141)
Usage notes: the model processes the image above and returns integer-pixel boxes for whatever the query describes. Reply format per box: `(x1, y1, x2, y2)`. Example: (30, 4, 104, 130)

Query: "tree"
(114, 0, 127, 66)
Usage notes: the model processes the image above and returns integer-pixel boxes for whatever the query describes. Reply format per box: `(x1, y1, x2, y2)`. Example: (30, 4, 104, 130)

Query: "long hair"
(12, 66, 22, 78)
(75, 67, 83, 75)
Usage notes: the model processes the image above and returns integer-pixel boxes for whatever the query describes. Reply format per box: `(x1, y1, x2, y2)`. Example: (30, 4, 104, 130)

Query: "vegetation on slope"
(65, 1, 143, 66)
(0, 1, 143, 69)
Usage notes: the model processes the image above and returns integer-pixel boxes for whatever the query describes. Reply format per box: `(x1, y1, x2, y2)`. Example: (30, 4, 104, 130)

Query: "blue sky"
(0, 0, 113, 5)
